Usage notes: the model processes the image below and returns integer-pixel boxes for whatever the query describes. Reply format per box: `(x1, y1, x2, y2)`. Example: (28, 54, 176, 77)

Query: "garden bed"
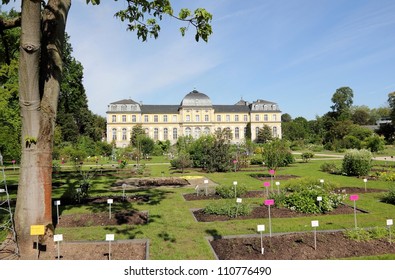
(183, 190, 265, 201)
(209, 231, 395, 260)
(192, 204, 366, 222)
(57, 211, 149, 227)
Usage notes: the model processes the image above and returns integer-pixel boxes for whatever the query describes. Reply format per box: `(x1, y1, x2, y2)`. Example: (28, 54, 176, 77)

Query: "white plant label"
(54, 234, 63, 242)
(236, 198, 242, 203)
(311, 220, 319, 227)
(107, 199, 113, 204)
(106, 234, 115, 241)
(387, 219, 393, 226)
(257, 225, 265, 232)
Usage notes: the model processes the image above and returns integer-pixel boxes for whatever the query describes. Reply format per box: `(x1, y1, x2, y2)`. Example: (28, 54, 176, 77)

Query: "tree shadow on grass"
(206, 229, 222, 240)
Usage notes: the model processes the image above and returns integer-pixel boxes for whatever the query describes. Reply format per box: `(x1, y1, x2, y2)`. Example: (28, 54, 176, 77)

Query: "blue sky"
(4, 0, 395, 120)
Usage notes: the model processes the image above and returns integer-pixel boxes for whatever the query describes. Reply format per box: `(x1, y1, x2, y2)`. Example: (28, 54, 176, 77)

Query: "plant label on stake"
(122, 183, 127, 200)
(363, 178, 368, 192)
(204, 179, 209, 196)
(233, 181, 238, 198)
(311, 220, 319, 250)
(264, 199, 274, 237)
(264, 182, 270, 197)
(319, 179, 324, 188)
(106, 234, 115, 260)
(54, 200, 61, 225)
(30, 225, 45, 259)
(107, 199, 113, 219)
(275, 181, 280, 195)
(54, 234, 63, 260)
(269, 169, 275, 190)
(350, 194, 359, 229)
(235, 198, 242, 218)
(387, 219, 393, 244)
(317, 196, 322, 212)
(257, 225, 265, 254)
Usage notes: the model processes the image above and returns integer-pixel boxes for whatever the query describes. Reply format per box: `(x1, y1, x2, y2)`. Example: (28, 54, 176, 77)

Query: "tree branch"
(0, 16, 21, 30)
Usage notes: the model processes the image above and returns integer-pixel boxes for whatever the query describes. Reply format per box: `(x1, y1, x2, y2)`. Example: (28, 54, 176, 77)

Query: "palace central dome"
(180, 90, 212, 107)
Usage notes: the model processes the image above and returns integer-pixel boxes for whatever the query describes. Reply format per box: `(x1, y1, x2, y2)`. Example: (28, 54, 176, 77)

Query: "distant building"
(106, 90, 282, 147)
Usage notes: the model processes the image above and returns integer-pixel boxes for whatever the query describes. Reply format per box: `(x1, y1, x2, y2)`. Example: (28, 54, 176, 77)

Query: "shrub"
(250, 157, 263, 165)
(381, 186, 395, 205)
(320, 162, 340, 174)
(203, 201, 252, 218)
(345, 227, 389, 242)
(279, 178, 345, 214)
(341, 149, 372, 176)
(301, 152, 314, 162)
(215, 184, 247, 198)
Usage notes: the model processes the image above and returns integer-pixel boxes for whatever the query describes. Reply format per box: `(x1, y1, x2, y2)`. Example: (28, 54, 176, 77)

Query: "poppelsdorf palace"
(106, 90, 282, 147)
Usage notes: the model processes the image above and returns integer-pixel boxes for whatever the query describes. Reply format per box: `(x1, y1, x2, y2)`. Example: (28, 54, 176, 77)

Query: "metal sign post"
(235, 198, 242, 218)
(387, 219, 393, 244)
(204, 179, 209, 196)
(122, 183, 127, 200)
(264, 182, 270, 197)
(54, 200, 61, 225)
(107, 199, 113, 219)
(233, 181, 238, 198)
(350, 194, 359, 229)
(106, 234, 115, 260)
(257, 225, 265, 254)
(275, 181, 280, 195)
(54, 234, 63, 260)
(30, 225, 45, 259)
(264, 199, 274, 237)
(363, 178, 368, 192)
(319, 179, 324, 188)
(317, 196, 322, 212)
(311, 220, 319, 250)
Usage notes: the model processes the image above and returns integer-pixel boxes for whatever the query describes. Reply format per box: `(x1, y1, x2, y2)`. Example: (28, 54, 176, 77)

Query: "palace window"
(163, 115, 168, 122)
(164, 128, 168, 140)
(194, 127, 201, 138)
(196, 115, 200, 122)
(217, 115, 221, 122)
(132, 115, 136, 122)
(121, 105, 127, 111)
(186, 115, 190, 122)
(173, 128, 178, 140)
(272, 114, 276, 121)
(111, 105, 117, 111)
(154, 115, 158, 122)
(112, 128, 117, 140)
(255, 114, 260, 122)
(205, 115, 209, 122)
(204, 127, 210, 135)
(122, 115, 126, 122)
(235, 127, 240, 139)
(185, 127, 191, 136)
(264, 114, 268, 121)
(172, 115, 177, 122)
(122, 128, 127, 140)
(235, 115, 239, 122)
(256, 127, 259, 137)
(226, 115, 230, 122)
(154, 128, 159, 140)
(244, 115, 248, 122)
(144, 115, 149, 122)
(273, 126, 278, 137)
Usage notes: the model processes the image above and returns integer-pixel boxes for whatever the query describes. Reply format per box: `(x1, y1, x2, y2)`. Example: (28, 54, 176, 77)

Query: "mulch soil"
(210, 231, 395, 260)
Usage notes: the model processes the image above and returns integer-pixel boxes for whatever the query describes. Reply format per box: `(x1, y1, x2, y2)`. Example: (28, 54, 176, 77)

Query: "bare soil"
(210, 231, 395, 260)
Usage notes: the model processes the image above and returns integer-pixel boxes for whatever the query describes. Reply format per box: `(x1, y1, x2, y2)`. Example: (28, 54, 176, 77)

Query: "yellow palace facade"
(106, 90, 282, 147)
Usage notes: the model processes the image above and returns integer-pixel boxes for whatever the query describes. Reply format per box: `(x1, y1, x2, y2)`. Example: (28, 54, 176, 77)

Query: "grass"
(2, 154, 395, 259)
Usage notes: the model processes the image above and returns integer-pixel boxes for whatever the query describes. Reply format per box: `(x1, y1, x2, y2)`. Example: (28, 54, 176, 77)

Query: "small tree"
(256, 125, 273, 144)
(262, 139, 294, 170)
(342, 149, 372, 176)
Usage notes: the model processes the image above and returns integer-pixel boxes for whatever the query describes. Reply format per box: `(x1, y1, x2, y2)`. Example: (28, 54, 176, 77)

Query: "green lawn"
(2, 156, 395, 260)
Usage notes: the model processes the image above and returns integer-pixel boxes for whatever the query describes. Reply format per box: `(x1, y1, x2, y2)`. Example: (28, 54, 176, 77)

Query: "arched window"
(111, 105, 117, 111)
(122, 128, 127, 140)
(154, 128, 159, 140)
(273, 126, 278, 138)
(185, 127, 191, 136)
(204, 127, 210, 135)
(235, 127, 240, 139)
(164, 128, 168, 140)
(173, 128, 178, 140)
(194, 127, 201, 138)
(112, 128, 117, 140)
(121, 105, 127, 111)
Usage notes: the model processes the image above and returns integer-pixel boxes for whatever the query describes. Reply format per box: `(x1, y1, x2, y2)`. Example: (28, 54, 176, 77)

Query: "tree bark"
(15, 0, 71, 259)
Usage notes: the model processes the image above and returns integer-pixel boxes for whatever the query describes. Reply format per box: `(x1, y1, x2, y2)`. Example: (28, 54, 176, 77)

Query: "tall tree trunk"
(15, 0, 71, 259)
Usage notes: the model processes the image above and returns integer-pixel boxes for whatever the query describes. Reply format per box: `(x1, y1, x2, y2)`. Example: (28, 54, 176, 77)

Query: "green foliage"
(364, 135, 385, 152)
(170, 151, 192, 172)
(341, 149, 372, 176)
(250, 156, 264, 165)
(203, 201, 252, 218)
(320, 162, 340, 174)
(301, 152, 314, 162)
(262, 139, 294, 170)
(345, 227, 389, 242)
(215, 184, 247, 199)
(381, 185, 395, 205)
(256, 125, 272, 144)
(278, 178, 345, 214)
(114, 1, 212, 42)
